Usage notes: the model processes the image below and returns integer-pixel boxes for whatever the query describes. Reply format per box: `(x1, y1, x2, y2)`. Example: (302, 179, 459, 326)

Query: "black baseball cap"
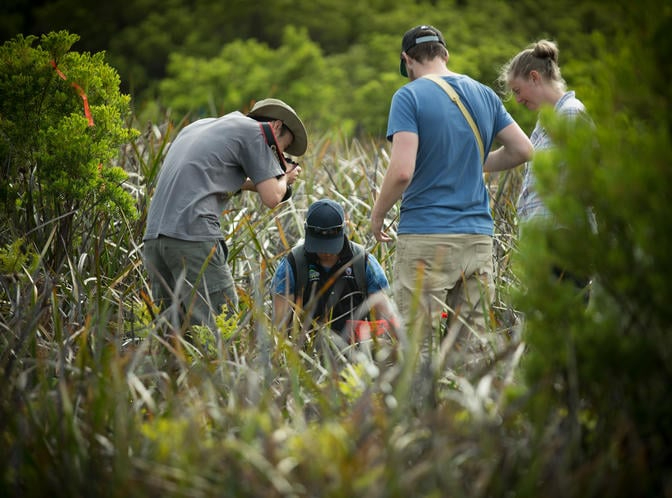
(304, 199, 346, 254)
(399, 25, 446, 77)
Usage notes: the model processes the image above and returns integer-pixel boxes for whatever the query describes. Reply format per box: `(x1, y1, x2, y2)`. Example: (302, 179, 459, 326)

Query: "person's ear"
(271, 120, 284, 135)
(529, 70, 541, 84)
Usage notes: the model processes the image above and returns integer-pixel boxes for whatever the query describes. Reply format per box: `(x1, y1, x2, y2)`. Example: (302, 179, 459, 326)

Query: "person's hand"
(371, 213, 393, 243)
(285, 161, 301, 185)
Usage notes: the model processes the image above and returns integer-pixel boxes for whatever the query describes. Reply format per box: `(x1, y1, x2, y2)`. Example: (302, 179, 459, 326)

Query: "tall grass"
(1, 120, 531, 497)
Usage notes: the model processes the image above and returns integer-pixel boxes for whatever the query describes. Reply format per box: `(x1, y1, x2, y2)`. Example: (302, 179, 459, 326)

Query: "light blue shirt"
(386, 74, 514, 235)
(517, 91, 588, 222)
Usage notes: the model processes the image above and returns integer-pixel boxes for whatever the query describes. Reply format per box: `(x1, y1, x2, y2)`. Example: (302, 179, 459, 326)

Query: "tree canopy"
(1, 0, 629, 137)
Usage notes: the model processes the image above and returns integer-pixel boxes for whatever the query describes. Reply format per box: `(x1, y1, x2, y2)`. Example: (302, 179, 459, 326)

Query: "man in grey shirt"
(143, 98, 307, 328)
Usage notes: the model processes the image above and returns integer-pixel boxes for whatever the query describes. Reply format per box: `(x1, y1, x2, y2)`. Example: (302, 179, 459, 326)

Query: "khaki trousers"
(393, 233, 495, 371)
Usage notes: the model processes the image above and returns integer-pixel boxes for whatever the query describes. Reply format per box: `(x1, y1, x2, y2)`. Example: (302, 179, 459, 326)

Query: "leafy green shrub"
(0, 30, 138, 271)
(509, 10, 672, 496)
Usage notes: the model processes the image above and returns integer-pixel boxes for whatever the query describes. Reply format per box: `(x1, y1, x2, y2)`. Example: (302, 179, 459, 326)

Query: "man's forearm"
(373, 166, 411, 218)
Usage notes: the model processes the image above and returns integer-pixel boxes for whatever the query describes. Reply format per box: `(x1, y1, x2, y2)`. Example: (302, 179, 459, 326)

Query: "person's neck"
(317, 253, 339, 267)
(410, 60, 456, 81)
(543, 86, 566, 107)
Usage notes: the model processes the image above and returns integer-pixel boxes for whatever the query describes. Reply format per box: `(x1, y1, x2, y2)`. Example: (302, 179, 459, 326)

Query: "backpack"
(288, 241, 368, 304)
(288, 241, 394, 343)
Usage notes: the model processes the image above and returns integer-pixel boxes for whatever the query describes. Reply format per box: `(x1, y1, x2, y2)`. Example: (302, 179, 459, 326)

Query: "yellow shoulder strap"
(423, 74, 485, 164)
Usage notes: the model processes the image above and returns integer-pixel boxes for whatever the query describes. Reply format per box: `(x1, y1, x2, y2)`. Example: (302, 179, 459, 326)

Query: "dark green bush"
(510, 10, 672, 496)
(0, 31, 138, 271)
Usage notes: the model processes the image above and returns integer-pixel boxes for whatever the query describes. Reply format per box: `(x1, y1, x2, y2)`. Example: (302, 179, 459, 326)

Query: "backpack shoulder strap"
(291, 241, 368, 301)
(348, 242, 368, 298)
(288, 245, 307, 297)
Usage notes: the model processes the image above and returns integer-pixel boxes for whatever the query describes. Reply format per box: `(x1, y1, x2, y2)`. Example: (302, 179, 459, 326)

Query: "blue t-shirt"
(272, 252, 389, 296)
(386, 75, 514, 235)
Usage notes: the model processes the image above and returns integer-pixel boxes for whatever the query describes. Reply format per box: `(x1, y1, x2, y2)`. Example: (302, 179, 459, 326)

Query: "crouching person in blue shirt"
(272, 199, 398, 345)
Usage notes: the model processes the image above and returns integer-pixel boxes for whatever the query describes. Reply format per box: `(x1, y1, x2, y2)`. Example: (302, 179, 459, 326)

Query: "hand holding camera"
(284, 155, 301, 185)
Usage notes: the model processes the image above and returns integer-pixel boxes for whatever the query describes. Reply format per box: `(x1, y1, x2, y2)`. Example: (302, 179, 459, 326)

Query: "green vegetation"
(0, 31, 138, 272)
(0, 0, 623, 136)
(1, 1, 671, 497)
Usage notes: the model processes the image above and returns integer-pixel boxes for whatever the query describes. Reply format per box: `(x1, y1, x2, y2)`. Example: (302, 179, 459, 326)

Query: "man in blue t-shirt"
(371, 25, 533, 360)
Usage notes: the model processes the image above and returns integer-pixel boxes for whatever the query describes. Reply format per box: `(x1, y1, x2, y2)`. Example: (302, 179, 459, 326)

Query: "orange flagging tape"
(50, 60, 94, 126)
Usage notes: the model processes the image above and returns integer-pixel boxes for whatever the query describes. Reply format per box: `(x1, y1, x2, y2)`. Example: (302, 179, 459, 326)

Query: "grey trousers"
(143, 236, 238, 328)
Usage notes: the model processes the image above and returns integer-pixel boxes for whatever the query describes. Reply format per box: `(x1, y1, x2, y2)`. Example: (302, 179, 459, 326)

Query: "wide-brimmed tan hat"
(247, 98, 308, 156)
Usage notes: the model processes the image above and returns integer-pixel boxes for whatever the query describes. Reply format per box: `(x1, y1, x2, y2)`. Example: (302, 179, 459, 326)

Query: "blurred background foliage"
(0, 0, 627, 137)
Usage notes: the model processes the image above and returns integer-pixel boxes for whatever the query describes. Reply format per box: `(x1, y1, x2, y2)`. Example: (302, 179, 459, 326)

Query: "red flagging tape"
(50, 60, 94, 126)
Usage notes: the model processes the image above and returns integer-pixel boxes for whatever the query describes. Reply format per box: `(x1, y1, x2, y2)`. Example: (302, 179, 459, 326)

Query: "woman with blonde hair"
(500, 40, 593, 291)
